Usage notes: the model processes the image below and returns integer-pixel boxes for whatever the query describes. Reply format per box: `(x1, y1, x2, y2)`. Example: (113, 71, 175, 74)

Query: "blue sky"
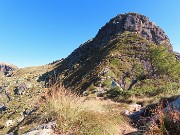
(0, 0, 180, 67)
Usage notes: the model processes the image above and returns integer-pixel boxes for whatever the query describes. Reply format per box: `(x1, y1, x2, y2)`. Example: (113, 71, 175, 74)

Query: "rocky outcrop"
(95, 12, 171, 48)
(60, 12, 172, 73)
(48, 12, 178, 94)
(0, 63, 18, 76)
(174, 51, 180, 59)
(0, 105, 8, 112)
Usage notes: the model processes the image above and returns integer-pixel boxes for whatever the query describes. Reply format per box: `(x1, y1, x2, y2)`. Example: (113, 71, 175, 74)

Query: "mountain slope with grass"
(0, 12, 180, 134)
(43, 13, 180, 104)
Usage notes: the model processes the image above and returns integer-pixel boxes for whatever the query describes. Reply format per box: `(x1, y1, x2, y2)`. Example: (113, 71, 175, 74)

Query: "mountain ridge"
(43, 12, 178, 94)
(56, 12, 172, 76)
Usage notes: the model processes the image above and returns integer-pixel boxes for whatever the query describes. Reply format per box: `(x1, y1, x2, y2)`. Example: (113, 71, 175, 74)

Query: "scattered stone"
(22, 129, 56, 135)
(5, 120, 14, 127)
(111, 79, 120, 88)
(96, 90, 106, 97)
(23, 122, 56, 135)
(129, 103, 142, 112)
(83, 91, 89, 96)
(14, 83, 27, 95)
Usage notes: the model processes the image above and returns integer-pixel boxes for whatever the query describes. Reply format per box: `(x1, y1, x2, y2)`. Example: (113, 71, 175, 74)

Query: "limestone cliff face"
(95, 12, 171, 48)
(61, 13, 172, 71)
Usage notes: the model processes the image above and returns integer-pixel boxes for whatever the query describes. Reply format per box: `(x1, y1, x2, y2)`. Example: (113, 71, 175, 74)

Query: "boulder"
(165, 96, 180, 112)
(111, 79, 120, 88)
(14, 83, 27, 95)
(0, 105, 8, 112)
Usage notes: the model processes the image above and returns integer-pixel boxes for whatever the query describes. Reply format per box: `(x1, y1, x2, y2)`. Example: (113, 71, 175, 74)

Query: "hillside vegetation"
(0, 12, 180, 135)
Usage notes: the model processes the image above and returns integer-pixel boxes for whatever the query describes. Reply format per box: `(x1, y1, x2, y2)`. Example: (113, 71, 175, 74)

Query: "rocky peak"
(95, 12, 171, 49)
(63, 13, 173, 70)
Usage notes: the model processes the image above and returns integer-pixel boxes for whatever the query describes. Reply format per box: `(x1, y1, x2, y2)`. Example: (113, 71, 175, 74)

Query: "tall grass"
(41, 85, 120, 135)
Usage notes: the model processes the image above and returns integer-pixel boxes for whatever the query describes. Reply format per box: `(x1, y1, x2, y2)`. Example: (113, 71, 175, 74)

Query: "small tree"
(149, 44, 180, 79)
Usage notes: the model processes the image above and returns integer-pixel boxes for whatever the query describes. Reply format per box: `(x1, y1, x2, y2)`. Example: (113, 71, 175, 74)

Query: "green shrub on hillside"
(149, 44, 180, 79)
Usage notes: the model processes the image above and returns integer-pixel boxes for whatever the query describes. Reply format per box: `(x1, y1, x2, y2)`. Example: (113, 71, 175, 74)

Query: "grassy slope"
(0, 32, 179, 134)
(0, 63, 59, 134)
(57, 31, 180, 105)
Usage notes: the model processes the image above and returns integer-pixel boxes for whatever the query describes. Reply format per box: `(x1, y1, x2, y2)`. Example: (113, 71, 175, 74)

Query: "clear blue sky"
(0, 0, 180, 68)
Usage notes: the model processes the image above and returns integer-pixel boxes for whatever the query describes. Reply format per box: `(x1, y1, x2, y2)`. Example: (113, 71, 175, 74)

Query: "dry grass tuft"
(40, 85, 121, 135)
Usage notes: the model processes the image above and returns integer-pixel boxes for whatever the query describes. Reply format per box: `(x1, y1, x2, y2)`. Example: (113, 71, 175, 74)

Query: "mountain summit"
(41, 12, 179, 95)
(95, 13, 171, 48)
(63, 13, 172, 70)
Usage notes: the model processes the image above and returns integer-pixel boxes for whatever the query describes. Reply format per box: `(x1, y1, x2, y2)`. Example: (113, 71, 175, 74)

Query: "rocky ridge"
(63, 13, 172, 71)
(95, 12, 171, 48)
(47, 12, 178, 95)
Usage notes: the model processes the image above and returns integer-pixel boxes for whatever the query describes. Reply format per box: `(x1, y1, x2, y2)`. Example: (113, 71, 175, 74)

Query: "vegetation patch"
(40, 86, 122, 135)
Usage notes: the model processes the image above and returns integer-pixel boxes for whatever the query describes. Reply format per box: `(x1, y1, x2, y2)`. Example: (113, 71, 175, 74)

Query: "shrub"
(145, 101, 180, 135)
(107, 87, 122, 98)
(107, 87, 132, 99)
(149, 44, 180, 79)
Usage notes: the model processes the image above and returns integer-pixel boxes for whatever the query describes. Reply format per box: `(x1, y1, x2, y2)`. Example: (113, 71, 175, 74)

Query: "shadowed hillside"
(38, 13, 179, 99)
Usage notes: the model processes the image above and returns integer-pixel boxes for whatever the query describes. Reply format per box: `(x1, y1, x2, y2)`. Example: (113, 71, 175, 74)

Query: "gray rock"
(0, 86, 5, 92)
(83, 91, 89, 96)
(165, 96, 180, 112)
(5, 120, 14, 127)
(0, 63, 18, 75)
(0, 105, 8, 112)
(111, 79, 122, 90)
(172, 97, 180, 111)
(24, 122, 56, 135)
(96, 90, 106, 97)
(14, 83, 27, 95)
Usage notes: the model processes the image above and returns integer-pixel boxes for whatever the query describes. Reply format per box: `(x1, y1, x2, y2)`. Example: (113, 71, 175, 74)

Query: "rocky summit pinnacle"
(50, 12, 178, 93)
(95, 12, 171, 49)
(62, 13, 173, 71)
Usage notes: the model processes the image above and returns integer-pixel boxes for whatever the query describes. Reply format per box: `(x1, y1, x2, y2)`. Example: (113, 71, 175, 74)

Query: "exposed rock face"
(63, 13, 172, 71)
(95, 12, 171, 48)
(174, 52, 180, 59)
(0, 63, 18, 75)
(14, 83, 27, 95)
(47, 12, 178, 93)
